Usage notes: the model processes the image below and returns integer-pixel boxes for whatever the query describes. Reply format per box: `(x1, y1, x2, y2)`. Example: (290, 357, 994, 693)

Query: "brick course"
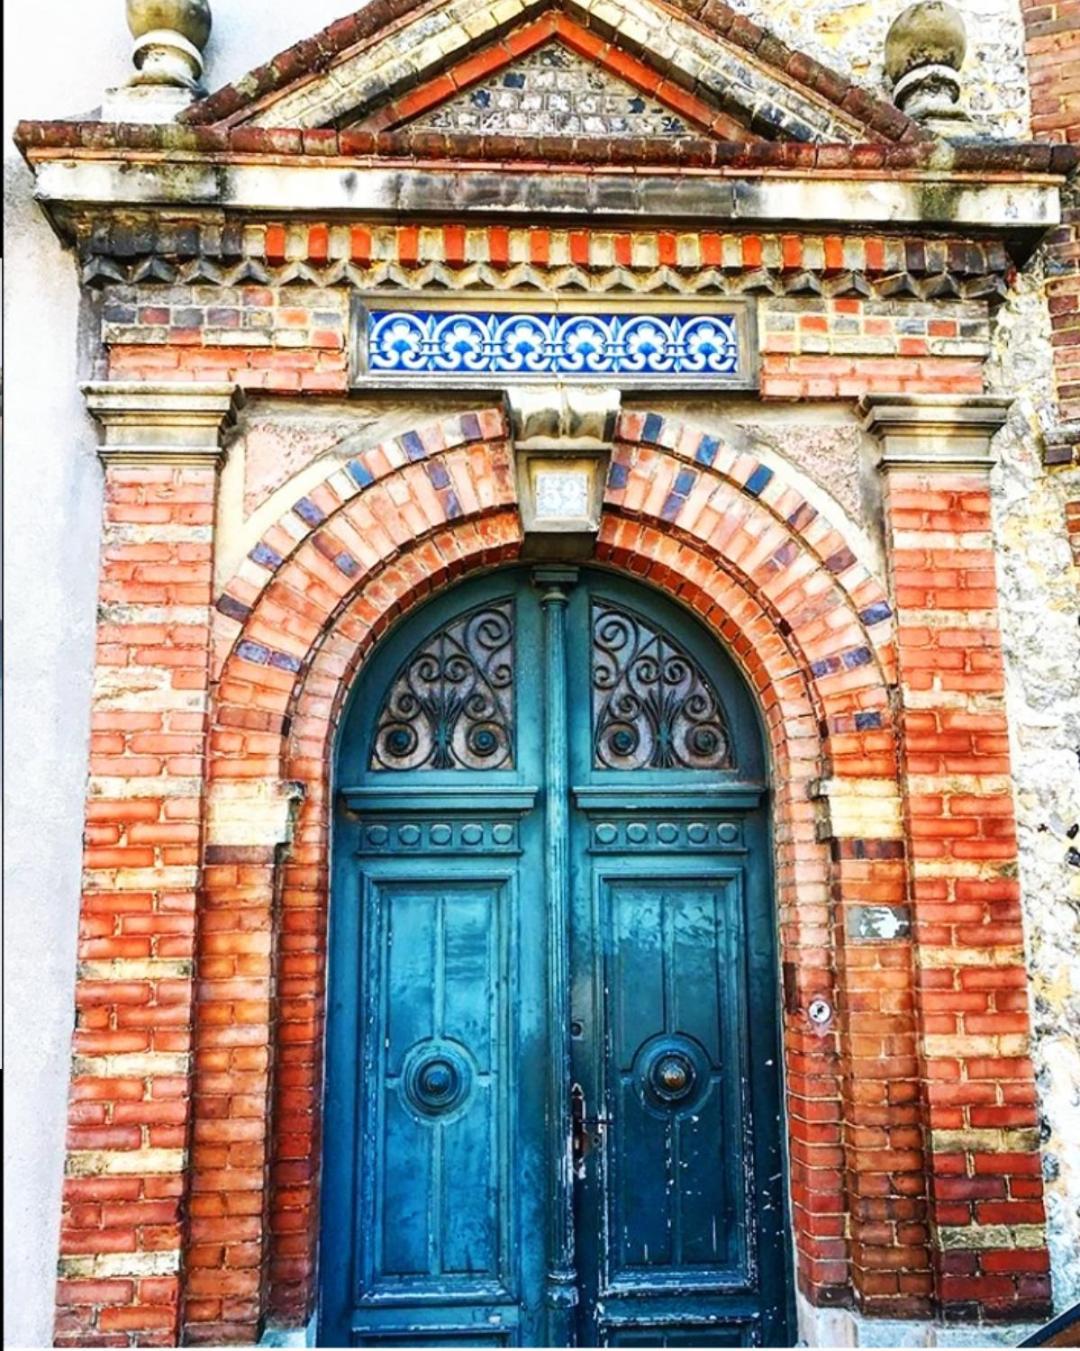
(57, 462, 223, 1348)
(75, 223, 1013, 296)
(18, 117, 1078, 172)
(882, 468, 1050, 1321)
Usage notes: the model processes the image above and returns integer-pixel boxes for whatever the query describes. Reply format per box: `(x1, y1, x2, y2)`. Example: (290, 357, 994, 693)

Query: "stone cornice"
(83, 381, 244, 468)
(17, 145, 1067, 252)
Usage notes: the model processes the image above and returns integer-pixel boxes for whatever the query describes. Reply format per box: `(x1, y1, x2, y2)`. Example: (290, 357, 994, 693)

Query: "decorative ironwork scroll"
(366, 310, 740, 378)
(370, 601, 514, 770)
(592, 602, 733, 771)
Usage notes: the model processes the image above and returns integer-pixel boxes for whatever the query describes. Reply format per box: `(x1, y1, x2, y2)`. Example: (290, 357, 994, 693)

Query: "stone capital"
(82, 382, 243, 468)
(860, 393, 1012, 472)
(809, 776, 903, 842)
(101, 84, 197, 124)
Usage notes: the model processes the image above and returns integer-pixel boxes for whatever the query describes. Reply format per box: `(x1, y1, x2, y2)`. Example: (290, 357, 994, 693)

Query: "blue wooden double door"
(322, 568, 793, 1348)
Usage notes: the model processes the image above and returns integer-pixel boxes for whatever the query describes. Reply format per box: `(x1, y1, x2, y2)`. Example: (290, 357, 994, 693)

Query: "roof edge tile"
(14, 118, 1078, 178)
(173, 0, 929, 144)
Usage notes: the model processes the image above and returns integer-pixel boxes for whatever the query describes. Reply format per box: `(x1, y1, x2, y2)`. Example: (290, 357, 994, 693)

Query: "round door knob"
(649, 1050, 696, 1103)
(418, 1059, 456, 1102)
(404, 1043, 471, 1118)
(658, 1056, 689, 1092)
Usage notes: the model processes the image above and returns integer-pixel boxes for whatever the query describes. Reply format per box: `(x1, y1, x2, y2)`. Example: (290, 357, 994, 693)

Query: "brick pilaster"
(55, 384, 241, 1348)
(866, 395, 1052, 1322)
(810, 779, 932, 1317)
(182, 783, 305, 1345)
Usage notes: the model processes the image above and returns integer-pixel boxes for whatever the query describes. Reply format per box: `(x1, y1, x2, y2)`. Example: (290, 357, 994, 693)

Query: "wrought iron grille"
(592, 601, 733, 771)
(370, 601, 515, 771)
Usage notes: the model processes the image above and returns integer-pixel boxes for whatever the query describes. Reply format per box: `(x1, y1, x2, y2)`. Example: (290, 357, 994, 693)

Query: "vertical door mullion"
(535, 566, 580, 1345)
(566, 580, 602, 1351)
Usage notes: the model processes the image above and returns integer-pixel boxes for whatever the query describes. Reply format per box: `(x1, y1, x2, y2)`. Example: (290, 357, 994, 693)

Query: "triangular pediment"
(181, 0, 925, 148)
(353, 33, 756, 142)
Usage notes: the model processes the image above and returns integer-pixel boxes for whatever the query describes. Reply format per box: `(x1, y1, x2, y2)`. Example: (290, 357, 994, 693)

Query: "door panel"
(571, 823, 783, 1347)
(364, 875, 510, 1295)
(606, 1324, 758, 1347)
(322, 819, 545, 1346)
(358, 1338, 512, 1348)
(603, 872, 750, 1287)
(324, 568, 793, 1348)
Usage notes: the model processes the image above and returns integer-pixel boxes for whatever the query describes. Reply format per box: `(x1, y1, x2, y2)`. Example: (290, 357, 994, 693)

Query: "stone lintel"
(860, 393, 1012, 471)
(29, 160, 1063, 238)
(83, 381, 243, 467)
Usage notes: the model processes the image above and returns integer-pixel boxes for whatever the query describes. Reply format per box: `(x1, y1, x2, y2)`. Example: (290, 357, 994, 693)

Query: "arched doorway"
(320, 565, 794, 1347)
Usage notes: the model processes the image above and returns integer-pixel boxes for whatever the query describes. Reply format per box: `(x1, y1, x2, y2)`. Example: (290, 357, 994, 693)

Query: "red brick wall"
(56, 463, 221, 1347)
(54, 228, 1055, 1343)
(883, 469, 1050, 1321)
(1068, 496, 1080, 562)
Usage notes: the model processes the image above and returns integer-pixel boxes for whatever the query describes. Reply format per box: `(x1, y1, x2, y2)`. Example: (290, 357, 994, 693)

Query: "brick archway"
(181, 410, 915, 1342)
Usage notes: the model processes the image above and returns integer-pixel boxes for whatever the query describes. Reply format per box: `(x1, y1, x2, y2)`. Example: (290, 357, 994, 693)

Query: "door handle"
(571, 1082, 589, 1174)
(571, 1082, 608, 1178)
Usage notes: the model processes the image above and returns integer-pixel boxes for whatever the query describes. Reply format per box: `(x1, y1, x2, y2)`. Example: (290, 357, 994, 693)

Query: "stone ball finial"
(126, 0, 212, 91)
(884, 2, 967, 84)
(884, 1, 970, 133)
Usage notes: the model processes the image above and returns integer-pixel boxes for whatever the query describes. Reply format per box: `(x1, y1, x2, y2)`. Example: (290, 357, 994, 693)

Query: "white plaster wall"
(4, 15, 115, 1346)
(2, 7, 348, 1347)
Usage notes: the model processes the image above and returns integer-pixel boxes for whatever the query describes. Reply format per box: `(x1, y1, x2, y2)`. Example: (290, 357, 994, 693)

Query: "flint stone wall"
(988, 266, 1080, 1312)
(721, 0, 1031, 138)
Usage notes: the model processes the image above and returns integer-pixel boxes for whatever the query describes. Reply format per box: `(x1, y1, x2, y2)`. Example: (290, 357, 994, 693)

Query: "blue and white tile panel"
(366, 310, 741, 378)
